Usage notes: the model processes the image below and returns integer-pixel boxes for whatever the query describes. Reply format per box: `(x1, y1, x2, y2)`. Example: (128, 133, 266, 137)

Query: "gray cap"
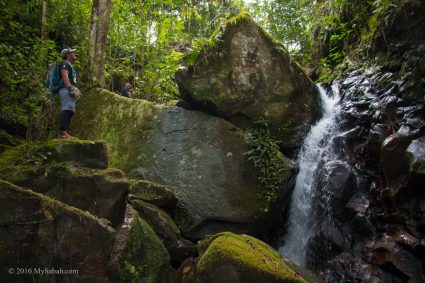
(60, 48, 76, 59)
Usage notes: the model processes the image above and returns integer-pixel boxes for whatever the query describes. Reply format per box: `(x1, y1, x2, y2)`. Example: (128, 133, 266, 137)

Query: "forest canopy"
(0, 0, 402, 137)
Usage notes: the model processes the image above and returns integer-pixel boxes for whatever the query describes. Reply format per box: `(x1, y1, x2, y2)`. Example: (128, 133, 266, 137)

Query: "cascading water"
(278, 84, 341, 266)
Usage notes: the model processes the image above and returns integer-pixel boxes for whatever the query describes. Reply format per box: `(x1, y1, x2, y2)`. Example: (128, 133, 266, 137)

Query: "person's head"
(123, 83, 132, 90)
(60, 48, 77, 62)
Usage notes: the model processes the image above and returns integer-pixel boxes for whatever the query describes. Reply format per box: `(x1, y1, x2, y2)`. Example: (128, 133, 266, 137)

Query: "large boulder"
(175, 13, 319, 150)
(72, 89, 295, 240)
(181, 232, 315, 283)
(0, 139, 128, 226)
(0, 180, 115, 282)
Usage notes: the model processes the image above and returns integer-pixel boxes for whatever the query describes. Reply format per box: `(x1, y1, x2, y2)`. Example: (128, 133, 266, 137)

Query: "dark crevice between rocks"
(0, 117, 27, 138)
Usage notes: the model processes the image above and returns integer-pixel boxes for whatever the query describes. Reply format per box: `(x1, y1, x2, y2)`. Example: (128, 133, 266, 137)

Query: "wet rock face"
(302, 4, 425, 277)
(316, 161, 356, 215)
(309, 40, 425, 281)
(176, 14, 319, 151)
(312, 62, 425, 281)
(406, 136, 425, 176)
(369, 232, 425, 281)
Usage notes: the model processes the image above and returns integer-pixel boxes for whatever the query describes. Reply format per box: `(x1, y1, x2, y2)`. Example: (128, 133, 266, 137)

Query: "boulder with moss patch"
(72, 89, 295, 240)
(176, 13, 319, 150)
(130, 199, 195, 264)
(0, 180, 115, 282)
(110, 205, 171, 283)
(0, 139, 128, 225)
(129, 179, 178, 210)
(182, 232, 314, 283)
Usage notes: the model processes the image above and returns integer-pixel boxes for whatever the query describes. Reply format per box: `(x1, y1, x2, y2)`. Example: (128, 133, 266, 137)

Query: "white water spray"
(278, 84, 341, 265)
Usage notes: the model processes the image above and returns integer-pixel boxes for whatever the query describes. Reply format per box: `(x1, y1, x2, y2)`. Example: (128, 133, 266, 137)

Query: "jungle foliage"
(245, 120, 292, 214)
(0, 0, 410, 136)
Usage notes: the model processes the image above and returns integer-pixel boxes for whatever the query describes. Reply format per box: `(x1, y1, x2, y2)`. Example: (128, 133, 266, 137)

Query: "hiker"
(120, 82, 133, 98)
(58, 48, 79, 138)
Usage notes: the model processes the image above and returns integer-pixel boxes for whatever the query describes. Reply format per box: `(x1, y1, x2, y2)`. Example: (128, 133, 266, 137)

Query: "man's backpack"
(45, 62, 62, 94)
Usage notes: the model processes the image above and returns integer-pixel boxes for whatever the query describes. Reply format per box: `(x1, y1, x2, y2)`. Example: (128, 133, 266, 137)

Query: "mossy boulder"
(131, 199, 182, 246)
(176, 13, 319, 150)
(0, 139, 109, 180)
(0, 180, 115, 283)
(110, 205, 171, 283)
(0, 139, 128, 225)
(32, 166, 128, 226)
(71, 88, 158, 174)
(183, 232, 309, 283)
(72, 88, 295, 240)
(130, 199, 195, 264)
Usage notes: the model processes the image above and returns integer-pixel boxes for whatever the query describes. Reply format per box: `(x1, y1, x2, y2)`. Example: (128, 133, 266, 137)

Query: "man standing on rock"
(58, 48, 80, 138)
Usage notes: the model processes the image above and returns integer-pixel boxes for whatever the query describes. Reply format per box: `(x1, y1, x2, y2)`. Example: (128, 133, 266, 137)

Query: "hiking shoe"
(59, 131, 72, 138)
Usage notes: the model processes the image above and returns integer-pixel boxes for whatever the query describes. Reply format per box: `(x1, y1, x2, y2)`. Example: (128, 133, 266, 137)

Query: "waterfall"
(278, 84, 341, 266)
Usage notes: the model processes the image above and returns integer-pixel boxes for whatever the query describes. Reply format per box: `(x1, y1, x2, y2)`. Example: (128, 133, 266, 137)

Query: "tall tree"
(40, 0, 48, 69)
(88, 0, 112, 87)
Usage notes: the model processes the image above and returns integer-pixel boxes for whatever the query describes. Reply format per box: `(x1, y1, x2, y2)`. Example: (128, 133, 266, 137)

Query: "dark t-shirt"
(59, 60, 77, 86)
(121, 88, 131, 97)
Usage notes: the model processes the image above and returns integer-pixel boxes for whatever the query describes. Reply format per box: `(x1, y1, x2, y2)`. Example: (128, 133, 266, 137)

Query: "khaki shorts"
(59, 88, 76, 112)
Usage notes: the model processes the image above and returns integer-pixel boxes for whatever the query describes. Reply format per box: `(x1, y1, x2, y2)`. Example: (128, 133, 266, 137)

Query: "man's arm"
(60, 69, 71, 88)
(60, 68, 76, 99)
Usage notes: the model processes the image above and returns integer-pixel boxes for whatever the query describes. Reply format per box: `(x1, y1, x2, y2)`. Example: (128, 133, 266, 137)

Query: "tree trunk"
(41, 0, 48, 69)
(88, 0, 112, 87)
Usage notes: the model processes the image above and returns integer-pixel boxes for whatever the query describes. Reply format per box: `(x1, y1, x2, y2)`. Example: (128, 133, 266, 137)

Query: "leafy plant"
(185, 37, 210, 67)
(245, 120, 291, 214)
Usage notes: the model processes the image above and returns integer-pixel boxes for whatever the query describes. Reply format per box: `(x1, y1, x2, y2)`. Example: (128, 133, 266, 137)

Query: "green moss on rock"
(0, 139, 109, 185)
(0, 130, 22, 154)
(72, 87, 280, 240)
(129, 179, 178, 209)
(0, 139, 128, 225)
(176, 12, 319, 151)
(113, 205, 170, 283)
(0, 180, 115, 282)
(0, 179, 98, 221)
(72, 88, 159, 175)
(189, 232, 307, 283)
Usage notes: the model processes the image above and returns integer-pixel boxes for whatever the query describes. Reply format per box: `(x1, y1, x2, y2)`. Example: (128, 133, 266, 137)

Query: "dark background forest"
(0, 0, 402, 139)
